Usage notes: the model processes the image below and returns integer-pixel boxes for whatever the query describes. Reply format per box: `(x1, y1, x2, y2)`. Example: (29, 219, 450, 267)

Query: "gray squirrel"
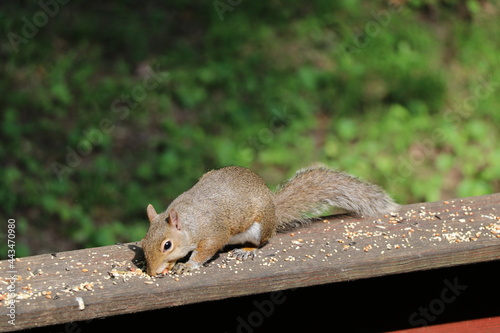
(142, 166, 398, 275)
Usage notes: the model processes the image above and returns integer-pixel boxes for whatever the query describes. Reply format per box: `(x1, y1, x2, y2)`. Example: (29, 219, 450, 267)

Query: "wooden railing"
(1, 193, 499, 331)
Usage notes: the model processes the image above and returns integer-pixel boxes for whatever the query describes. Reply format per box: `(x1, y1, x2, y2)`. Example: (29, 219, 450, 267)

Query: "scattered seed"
(76, 297, 85, 310)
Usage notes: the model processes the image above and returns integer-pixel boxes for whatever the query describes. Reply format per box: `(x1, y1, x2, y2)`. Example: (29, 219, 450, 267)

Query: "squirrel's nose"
(149, 262, 173, 276)
(146, 265, 156, 276)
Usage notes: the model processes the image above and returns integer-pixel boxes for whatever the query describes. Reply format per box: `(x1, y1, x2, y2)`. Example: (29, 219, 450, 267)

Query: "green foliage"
(0, 1, 498, 257)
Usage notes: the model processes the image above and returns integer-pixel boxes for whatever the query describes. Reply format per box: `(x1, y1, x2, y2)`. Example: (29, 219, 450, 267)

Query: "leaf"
(51, 82, 72, 105)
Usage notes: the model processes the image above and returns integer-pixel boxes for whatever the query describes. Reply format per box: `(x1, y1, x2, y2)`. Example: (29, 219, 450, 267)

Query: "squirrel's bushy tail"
(273, 167, 398, 230)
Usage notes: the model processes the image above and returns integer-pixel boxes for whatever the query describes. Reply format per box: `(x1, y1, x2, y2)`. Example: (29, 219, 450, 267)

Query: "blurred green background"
(1, 0, 499, 258)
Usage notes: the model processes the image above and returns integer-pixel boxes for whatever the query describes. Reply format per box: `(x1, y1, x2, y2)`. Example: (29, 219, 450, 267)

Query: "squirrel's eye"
(163, 241, 172, 252)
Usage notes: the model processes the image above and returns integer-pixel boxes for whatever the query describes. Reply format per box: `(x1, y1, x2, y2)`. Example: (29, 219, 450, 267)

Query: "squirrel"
(142, 166, 398, 276)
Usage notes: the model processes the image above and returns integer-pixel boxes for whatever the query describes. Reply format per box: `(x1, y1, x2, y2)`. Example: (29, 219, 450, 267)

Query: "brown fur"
(142, 166, 398, 275)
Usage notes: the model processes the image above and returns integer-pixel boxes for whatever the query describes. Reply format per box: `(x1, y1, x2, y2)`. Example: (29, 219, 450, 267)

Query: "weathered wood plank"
(1, 193, 499, 331)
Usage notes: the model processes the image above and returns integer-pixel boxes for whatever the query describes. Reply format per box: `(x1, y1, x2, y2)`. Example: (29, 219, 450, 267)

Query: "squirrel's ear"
(147, 204, 158, 223)
(169, 209, 181, 231)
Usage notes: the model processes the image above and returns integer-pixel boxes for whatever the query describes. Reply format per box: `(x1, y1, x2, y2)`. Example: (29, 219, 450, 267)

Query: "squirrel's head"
(142, 204, 190, 276)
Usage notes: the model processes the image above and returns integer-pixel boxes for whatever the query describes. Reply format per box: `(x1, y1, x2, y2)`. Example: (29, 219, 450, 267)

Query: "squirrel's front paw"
(171, 261, 200, 274)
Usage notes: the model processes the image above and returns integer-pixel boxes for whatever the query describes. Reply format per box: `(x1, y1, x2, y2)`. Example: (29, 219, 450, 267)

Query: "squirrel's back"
(192, 166, 271, 204)
(169, 165, 397, 233)
(168, 166, 276, 238)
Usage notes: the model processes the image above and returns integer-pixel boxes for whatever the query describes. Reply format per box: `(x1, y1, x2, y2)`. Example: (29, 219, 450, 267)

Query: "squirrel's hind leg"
(228, 213, 277, 261)
(228, 222, 261, 260)
(231, 247, 257, 260)
(228, 222, 262, 245)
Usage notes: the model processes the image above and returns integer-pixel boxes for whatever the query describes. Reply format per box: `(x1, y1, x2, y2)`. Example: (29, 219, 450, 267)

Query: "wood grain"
(1, 193, 499, 331)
